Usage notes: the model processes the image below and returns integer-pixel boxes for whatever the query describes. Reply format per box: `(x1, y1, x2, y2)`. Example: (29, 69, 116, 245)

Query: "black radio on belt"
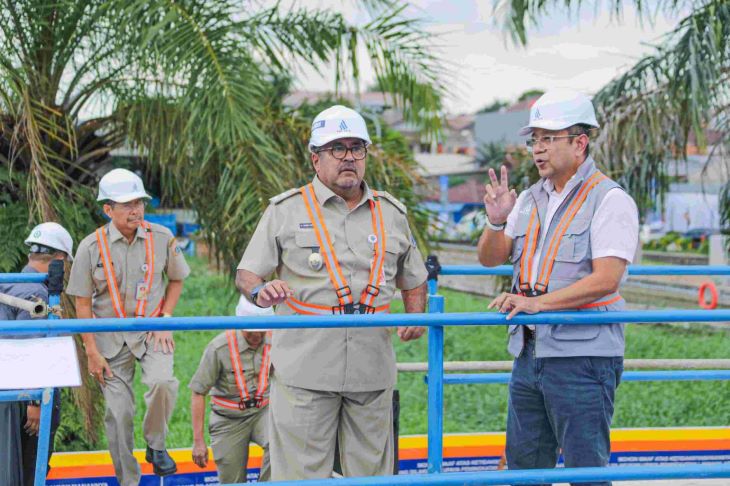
(334, 303, 376, 315)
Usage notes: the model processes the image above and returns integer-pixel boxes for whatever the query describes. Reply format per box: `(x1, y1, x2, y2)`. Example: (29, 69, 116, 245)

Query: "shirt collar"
(311, 176, 374, 209)
(21, 265, 39, 274)
(108, 222, 148, 243)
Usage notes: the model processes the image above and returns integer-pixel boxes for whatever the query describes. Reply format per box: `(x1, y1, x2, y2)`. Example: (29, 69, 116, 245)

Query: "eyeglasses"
(111, 199, 147, 211)
(525, 135, 580, 150)
(315, 143, 368, 160)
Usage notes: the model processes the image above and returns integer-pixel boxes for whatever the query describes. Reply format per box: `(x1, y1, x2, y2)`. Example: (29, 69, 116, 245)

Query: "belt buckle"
(342, 303, 356, 314)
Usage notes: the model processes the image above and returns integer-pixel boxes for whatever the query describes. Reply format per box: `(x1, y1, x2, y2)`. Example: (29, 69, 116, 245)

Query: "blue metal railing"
(438, 264, 730, 276)
(1, 264, 728, 485)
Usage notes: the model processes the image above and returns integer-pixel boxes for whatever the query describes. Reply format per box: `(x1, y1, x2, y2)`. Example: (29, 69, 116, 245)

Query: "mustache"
(338, 164, 357, 173)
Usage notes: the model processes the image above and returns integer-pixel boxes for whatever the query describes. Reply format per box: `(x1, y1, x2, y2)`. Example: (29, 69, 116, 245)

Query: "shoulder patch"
(269, 188, 300, 205)
(376, 191, 407, 215)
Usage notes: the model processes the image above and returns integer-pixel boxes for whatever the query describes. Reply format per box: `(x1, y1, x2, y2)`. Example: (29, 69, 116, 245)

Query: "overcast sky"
(282, 0, 686, 114)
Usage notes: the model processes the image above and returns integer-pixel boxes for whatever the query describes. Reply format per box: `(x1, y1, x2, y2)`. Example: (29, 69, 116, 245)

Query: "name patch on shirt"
(299, 223, 313, 229)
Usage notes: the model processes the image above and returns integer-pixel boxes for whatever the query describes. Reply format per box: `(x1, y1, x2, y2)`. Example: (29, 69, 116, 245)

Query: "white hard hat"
(308, 105, 372, 150)
(518, 89, 599, 136)
(97, 168, 151, 203)
(25, 222, 74, 260)
(236, 294, 274, 331)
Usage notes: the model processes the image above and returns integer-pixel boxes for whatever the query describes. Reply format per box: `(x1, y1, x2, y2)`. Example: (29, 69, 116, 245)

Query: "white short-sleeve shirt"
(504, 176, 639, 288)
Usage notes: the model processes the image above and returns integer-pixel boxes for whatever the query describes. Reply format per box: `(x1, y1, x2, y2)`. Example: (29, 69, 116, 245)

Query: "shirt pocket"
(286, 229, 329, 278)
(92, 261, 116, 293)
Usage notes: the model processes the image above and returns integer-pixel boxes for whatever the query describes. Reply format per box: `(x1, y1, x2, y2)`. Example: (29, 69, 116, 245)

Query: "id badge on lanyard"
(135, 280, 150, 300)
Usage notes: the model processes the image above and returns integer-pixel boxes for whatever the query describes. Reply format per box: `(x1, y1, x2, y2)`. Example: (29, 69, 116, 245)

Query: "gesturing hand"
(483, 165, 517, 225)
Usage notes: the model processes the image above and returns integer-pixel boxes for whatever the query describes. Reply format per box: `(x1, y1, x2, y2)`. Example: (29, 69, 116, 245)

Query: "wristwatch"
(250, 283, 268, 307)
(485, 214, 507, 231)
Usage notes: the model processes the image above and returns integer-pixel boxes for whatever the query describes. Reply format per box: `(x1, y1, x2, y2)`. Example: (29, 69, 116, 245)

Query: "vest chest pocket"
(509, 221, 530, 264)
(554, 216, 591, 263)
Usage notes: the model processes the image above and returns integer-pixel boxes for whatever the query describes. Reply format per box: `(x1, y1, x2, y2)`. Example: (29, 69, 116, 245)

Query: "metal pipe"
(0, 274, 47, 284)
(256, 463, 730, 485)
(0, 390, 43, 402)
(438, 264, 730, 276)
(397, 358, 730, 372)
(436, 370, 730, 385)
(0, 292, 46, 318)
(2, 309, 730, 335)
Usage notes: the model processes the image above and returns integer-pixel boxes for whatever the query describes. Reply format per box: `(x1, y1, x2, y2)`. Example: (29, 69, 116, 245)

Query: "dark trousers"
(0, 390, 62, 486)
(506, 337, 623, 486)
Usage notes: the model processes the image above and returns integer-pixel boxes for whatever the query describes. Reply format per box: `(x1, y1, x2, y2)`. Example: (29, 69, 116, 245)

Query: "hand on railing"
(489, 292, 543, 320)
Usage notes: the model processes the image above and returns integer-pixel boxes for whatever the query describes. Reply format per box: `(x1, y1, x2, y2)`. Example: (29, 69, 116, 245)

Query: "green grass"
(103, 257, 729, 451)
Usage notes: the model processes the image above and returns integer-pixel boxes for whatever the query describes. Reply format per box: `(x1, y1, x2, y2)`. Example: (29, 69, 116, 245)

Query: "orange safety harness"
(94, 222, 164, 318)
(517, 172, 621, 309)
(211, 330, 271, 411)
(285, 183, 390, 315)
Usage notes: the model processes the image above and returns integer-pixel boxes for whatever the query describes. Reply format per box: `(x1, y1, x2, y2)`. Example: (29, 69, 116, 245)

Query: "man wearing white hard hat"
(0, 222, 73, 486)
(236, 105, 428, 479)
(477, 90, 638, 484)
(67, 168, 190, 485)
(189, 296, 273, 483)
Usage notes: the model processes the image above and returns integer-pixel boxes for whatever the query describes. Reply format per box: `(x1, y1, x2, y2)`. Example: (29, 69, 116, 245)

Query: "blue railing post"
(34, 260, 63, 486)
(425, 255, 445, 474)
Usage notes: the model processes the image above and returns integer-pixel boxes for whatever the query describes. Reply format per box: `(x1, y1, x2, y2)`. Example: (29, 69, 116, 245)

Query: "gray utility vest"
(508, 158, 626, 358)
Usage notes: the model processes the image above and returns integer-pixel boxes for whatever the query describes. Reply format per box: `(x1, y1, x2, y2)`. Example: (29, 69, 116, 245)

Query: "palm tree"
(0, 0, 447, 448)
(497, 0, 729, 220)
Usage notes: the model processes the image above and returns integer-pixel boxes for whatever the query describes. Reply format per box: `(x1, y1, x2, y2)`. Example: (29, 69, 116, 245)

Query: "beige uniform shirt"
(67, 222, 190, 359)
(189, 331, 270, 419)
(238, 176, 427, 392)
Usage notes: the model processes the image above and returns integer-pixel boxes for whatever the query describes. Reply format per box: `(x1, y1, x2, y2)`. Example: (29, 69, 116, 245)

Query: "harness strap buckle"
(336, 286, 352, 299)
(365, 284, 380, 297)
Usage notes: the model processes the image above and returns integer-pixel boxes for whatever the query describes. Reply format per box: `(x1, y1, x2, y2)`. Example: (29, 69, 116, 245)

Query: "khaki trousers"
(269, 377, 393, 481)
(102, 344, 178, 486)
(210, 407, 270, 483)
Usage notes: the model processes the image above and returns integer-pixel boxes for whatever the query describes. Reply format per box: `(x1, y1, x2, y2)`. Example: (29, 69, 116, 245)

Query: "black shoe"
(145, 445, 177, 476)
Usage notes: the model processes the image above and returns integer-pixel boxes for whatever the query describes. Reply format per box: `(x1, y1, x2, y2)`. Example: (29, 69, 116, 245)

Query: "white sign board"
(0, 337, 82, 389)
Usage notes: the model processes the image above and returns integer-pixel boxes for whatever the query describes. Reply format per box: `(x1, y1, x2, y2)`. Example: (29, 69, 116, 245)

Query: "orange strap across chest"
(94, 222, 156, 318)
(225, 330, 271, 405)
(519, 172, 607, 293)
(292, 183, 387, 312)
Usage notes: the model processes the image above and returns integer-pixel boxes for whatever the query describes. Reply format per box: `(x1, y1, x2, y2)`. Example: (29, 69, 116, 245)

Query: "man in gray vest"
(476, 90, 639, 485)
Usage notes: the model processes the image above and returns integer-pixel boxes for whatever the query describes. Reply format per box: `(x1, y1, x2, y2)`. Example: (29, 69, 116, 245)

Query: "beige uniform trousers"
(269, 377, 394, 480)
(102, 344, 179, 486)
(210, 407, 270, 483)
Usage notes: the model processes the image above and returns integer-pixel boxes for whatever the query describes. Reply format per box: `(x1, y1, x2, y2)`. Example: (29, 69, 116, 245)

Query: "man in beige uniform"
(236, 105, 428, 480)
(67, 168, 190, 486)
(189, 325, 271, 483)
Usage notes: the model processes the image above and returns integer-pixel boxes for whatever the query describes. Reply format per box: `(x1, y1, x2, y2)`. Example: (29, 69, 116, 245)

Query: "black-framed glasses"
(525, 135, 580, 150)
(315, 143, 368, 160)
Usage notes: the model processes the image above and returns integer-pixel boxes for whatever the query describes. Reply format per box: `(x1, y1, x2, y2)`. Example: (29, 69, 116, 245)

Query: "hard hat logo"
(533, 108, 542, 121)
(308, 105, 372, 149)
(33, 230, 41, 238)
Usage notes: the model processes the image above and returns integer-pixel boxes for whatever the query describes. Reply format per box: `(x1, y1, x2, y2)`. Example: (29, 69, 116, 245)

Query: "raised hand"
(483, 165, 517, 225)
